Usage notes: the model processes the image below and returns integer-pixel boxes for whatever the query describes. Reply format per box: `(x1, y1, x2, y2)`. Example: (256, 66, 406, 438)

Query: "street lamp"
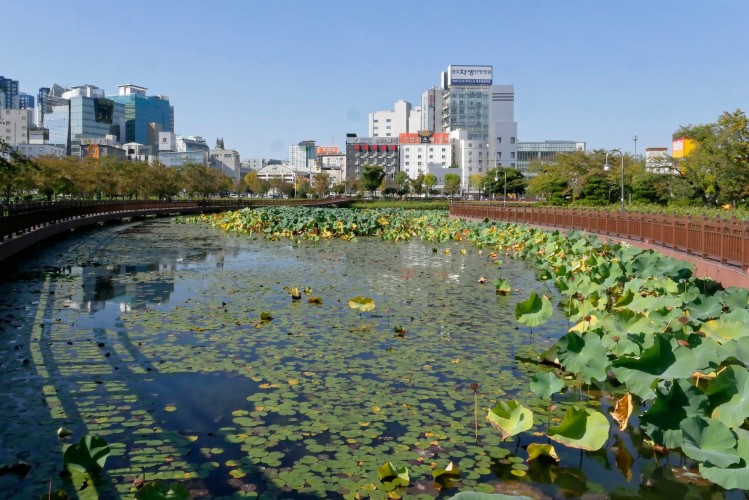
(633, 133, 638, 162)
(604, 148, 625, 211)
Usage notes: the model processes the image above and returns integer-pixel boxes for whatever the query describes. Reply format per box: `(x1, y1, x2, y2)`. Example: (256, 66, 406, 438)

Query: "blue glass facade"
(110, 94, 173, 144)
(69, 96, 125, 140)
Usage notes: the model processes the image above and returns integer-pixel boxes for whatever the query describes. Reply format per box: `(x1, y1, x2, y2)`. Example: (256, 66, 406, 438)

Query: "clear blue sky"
(3, 1, 747, 160)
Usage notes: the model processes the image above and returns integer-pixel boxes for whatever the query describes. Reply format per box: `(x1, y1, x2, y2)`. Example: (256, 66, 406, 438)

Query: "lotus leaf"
(680, 416, 739, 468)
(640, 379, 709, 449)
(547, 407, 609, 451)
(612, 336, 718, 400)
(717, 337, 749, 368)
(348, 296, 375, 313)
(486, 400, 534, 440)
(556, 332, 609, 384)
(529, 370, 564, 400)
(718, 287, 749, 310)
(515, 292, 553, 327)
(63, 435, 110, 474)
(700, 320, 749, 344)
(611, 393, 633, 431)
(526, 443, 559, 462)
(686, 295, 724, 321)
(432, 461, 461, 480)
(494, 278, 511, 295)
(698, 428, 749, 491)
(705, 365, 749, 428)
(447, 493, 533, 500)
(377, 461, 409, 484)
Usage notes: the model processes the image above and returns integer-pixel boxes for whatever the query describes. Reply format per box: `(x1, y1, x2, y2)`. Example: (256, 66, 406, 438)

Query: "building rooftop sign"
(447, 65, 493, 86)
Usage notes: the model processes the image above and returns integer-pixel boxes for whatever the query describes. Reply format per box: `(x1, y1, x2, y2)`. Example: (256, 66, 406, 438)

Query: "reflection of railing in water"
(451, 202, 749, 270)
(0, 198, 347, 263)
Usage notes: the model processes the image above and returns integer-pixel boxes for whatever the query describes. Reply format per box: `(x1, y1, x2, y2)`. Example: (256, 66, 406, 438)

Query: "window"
(386, 118, 391, 122)
(498, 152, 502, 158)
(497, 137, 501, 143)
(511, 137, 516, 144)
(511, 152, 516, 159)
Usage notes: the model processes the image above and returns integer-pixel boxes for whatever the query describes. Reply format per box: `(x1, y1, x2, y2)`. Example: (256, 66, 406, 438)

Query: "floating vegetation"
(0, 209, 746, 497)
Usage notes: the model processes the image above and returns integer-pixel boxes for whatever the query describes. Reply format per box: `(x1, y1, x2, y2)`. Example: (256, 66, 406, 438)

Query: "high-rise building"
(109, 85, 174, 149)
(0, 76, 19, 109)
(437, 65, 517, 169)
(43, 85, 125, 155)
(289, 140, 316, 169)
(369, 100, 414, 138)
(18, 93, 34, 111)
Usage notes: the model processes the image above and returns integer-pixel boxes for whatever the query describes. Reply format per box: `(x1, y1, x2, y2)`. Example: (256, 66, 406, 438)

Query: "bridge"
(0, 198, 345, 264)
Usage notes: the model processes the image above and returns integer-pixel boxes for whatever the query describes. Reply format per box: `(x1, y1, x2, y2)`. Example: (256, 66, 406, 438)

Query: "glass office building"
(517, 141, 585, 175)
(110, 85, 173, 145)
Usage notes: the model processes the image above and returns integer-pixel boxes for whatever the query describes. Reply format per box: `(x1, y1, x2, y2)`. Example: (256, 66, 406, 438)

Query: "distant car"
(229, 193, 239, 198)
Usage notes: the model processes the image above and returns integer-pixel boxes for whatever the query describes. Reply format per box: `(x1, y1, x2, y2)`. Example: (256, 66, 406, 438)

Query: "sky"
(2, 1, 748, 160)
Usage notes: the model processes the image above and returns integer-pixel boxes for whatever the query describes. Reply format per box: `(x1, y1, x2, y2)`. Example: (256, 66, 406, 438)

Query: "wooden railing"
(450, 202, 749, 270)
(0, 198, 347, 263)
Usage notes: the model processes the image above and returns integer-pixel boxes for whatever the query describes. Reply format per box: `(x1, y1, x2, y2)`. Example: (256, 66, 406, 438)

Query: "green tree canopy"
(361, 165, 385, 195)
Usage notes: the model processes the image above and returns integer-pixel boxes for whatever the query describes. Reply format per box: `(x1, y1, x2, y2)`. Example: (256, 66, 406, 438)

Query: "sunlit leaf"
(547, 407, 609, 451)
(611, 393, 633, 431)
(526, 443, 559, 462)
(515, 292, 553, 327)
(349, 296, 375, 312)
(486, 400, 533, 440)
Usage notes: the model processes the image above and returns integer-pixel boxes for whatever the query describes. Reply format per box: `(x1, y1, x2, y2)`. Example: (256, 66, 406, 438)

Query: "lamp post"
(633, 133, 638, 162)
(604, 148, 625, 211)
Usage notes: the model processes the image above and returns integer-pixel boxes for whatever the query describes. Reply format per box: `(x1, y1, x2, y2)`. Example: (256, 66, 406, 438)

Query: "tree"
(394, 171, 410, 197)
(423, 173, 437, 198)
(313, 172, 331, 197)
(443, 173, 461, 197)
(147, 162, 182, 200)
(360, 165, 385, 196)
(672, 109, 749, 206)
(244, 171, 267, 196)
(485, 168, 526, 198)
(411, 174, 424, 195)
(468, 174, 483, 197)
(0, 139, 36, 203)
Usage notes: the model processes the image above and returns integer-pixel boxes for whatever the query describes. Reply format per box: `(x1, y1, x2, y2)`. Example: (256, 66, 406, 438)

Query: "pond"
(0, 218, 737, 498)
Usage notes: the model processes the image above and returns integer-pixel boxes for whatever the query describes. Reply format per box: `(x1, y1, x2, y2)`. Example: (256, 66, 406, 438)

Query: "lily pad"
(515, 292, 553, 327)
(486, 400, 533, 440)
(547, 407, 609, 451)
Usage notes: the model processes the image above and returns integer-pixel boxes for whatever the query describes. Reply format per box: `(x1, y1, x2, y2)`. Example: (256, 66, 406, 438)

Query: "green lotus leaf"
(348, 296, 375, 312)
(529, 369, 564, 400)
(432, 461, 461, 480)
(486, 400, 534, 440)
(705, 365, 749, 428)
(680, 416, 739, 468)
(640, 379, 709, 449)
(547, 407, 609, 451)
(515, 292, 552, 327)
(698, 428, 749, 491)
(494, 278, 511, 295)
(63, 435, 110, 474)
(556, 332, 609, 384)
(717, 337, 749, 368)
(718, 287, 749, 310)
(686, 295, 725, 321)
(612, 336, 718, 400)
(700, 320, 749, 344)
(259, 311, 273, 321)
(377, 461, 409, 484)
(526, 443, 559, 462)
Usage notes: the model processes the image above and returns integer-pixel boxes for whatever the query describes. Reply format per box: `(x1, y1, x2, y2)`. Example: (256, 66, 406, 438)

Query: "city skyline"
(3, 0, 747, 160)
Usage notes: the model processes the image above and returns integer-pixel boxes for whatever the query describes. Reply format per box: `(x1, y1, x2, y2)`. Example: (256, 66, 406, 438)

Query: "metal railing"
(450, 202, 749, 270)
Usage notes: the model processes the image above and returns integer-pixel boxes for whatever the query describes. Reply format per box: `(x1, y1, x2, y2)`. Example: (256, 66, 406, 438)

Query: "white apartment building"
(450, 129, 491, 191)
(1, 109, 32, 145)
(369, 100, 413, 138)
(399, 132, 452, 180)
(645, 148, 674, 174)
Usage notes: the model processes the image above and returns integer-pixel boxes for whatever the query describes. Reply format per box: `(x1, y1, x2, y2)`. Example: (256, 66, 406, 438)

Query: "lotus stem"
(474, 392, 478, 444)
